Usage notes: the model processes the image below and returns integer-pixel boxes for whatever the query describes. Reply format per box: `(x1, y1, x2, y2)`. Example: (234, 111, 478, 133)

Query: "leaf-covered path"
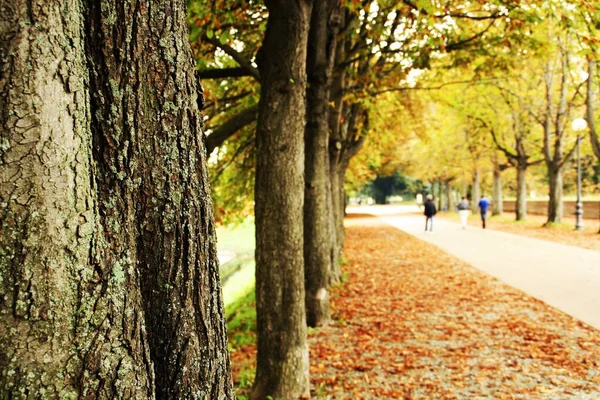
(308, 214, 600, 399)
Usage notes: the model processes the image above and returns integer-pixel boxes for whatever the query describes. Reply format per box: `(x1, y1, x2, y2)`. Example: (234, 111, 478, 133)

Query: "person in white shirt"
(457, 196, 470, 229)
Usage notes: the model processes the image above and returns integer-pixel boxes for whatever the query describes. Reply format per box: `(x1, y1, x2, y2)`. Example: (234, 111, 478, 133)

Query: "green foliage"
(188, 1, 265, 224)
(188, 0, 599, 223)
(226, 288, 256, 348)
(225, 287, 257, 399)
(359, 172, 425, 204)
(210, 127, 256, 225)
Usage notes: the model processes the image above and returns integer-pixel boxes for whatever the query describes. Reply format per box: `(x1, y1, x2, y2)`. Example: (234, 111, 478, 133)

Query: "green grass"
(222, 260, 255, 308)
(226, 286, 257, 348)
(216, 219, 259, 398)
(225, 287, 257, 399)
(216, 217, 255, 254)
(216, 217, 257, 308)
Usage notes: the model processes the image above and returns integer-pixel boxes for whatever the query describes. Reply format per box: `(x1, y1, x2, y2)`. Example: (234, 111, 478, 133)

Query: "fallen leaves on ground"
(230, 213, 600, 399)
(310, 214, 600, 399)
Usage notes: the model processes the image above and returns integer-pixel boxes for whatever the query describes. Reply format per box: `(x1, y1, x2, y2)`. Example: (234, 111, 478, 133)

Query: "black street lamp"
(572, 118, 587, 231)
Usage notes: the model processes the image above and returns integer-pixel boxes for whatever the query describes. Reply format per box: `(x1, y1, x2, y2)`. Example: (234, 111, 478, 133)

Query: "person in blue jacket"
(478, 195, 491, 229)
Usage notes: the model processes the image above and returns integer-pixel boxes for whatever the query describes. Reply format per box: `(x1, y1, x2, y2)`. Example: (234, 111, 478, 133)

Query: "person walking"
(478, 194, 491, 229)
(423, 194, 436, 233)
(457, 195, 470, 229)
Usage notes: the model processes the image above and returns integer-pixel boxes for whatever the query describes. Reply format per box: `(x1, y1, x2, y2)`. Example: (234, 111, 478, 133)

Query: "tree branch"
(469, 115, 518, 161)
(525, 158, 544, 167)
(205, 105, 259, 154)
(206, 36, 260, 81)
(199, 67, 256, 80)
(446, 19, 496, 51)
(368, 77, 499, 96)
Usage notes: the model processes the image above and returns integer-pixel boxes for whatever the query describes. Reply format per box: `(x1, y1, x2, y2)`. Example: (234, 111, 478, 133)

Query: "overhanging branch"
(199, 67, 256, 80)
(205, 105, 259, 154)
(206, 37, 260, 82)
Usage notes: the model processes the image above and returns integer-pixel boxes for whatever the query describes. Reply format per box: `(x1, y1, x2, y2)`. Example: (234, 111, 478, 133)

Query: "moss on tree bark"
(0, 1, 233, 398)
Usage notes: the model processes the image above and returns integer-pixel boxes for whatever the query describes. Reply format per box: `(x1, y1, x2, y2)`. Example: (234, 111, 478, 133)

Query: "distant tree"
(471, 81, 543, 221)
(536, 36, 581, 224)
(367, 174, 408, 204)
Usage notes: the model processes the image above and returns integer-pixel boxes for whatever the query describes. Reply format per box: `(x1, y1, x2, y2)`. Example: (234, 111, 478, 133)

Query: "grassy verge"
(216, 219, 258, 398)
(225, 287, 257, 399)
(216, 217, 257, 308)
(216, 218, 255, 254)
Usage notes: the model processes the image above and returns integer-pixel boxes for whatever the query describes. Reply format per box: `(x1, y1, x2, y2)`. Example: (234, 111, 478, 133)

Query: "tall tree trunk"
(492, 166, 503, 216)
(515, 163, 528, 221)
(327, 51, 346, 284)
(471, 168, 481, 207)
(304, 0, 338, 328)
(327, 102, 366, 284)
(445, 181, 454, 211)
(436, 180, 443, 211)
(541, 48, 574, 226)
(252, 0, 312, 398)
(0, 1, 233, 398)
(547, 167, 564, 223)
(328, 156, 345, 284)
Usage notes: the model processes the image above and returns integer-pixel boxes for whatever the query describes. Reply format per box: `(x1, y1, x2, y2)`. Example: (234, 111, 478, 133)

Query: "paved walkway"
(348, 204, 600, 330)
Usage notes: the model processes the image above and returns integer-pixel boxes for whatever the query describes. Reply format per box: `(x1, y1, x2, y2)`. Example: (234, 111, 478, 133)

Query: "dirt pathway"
(308, 214, 600, 399)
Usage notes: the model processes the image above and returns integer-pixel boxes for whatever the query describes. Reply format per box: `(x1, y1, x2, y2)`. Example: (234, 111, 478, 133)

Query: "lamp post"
(571, 118, 587, 230)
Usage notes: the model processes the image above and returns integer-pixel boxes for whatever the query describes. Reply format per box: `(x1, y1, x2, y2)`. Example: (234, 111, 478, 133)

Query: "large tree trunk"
(546, 167, 564, 224)
(0, 1, 233, 398)
(515, 163, 528, 221)
(303, 0, 338, 328)
(252, 0, 312, 398)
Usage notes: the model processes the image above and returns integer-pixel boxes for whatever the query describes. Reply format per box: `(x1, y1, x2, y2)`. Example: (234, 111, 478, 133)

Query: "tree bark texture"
(304, 0, 339, 328)
(471, 168, 481, 208)
(436, 181, 442, 211)
(541, 52, 574, 225)
(492, 167, 503, 216)
(515, 164, 528, 221)
(328, 96, 365, 285)
(547, 167, 564, 223)
(327, 31, 347, 285)
(445, 181, 454, 212)
(0, 1, 233, 399)
(328, 163, 344, 284)
(252, 0, 312, 398)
